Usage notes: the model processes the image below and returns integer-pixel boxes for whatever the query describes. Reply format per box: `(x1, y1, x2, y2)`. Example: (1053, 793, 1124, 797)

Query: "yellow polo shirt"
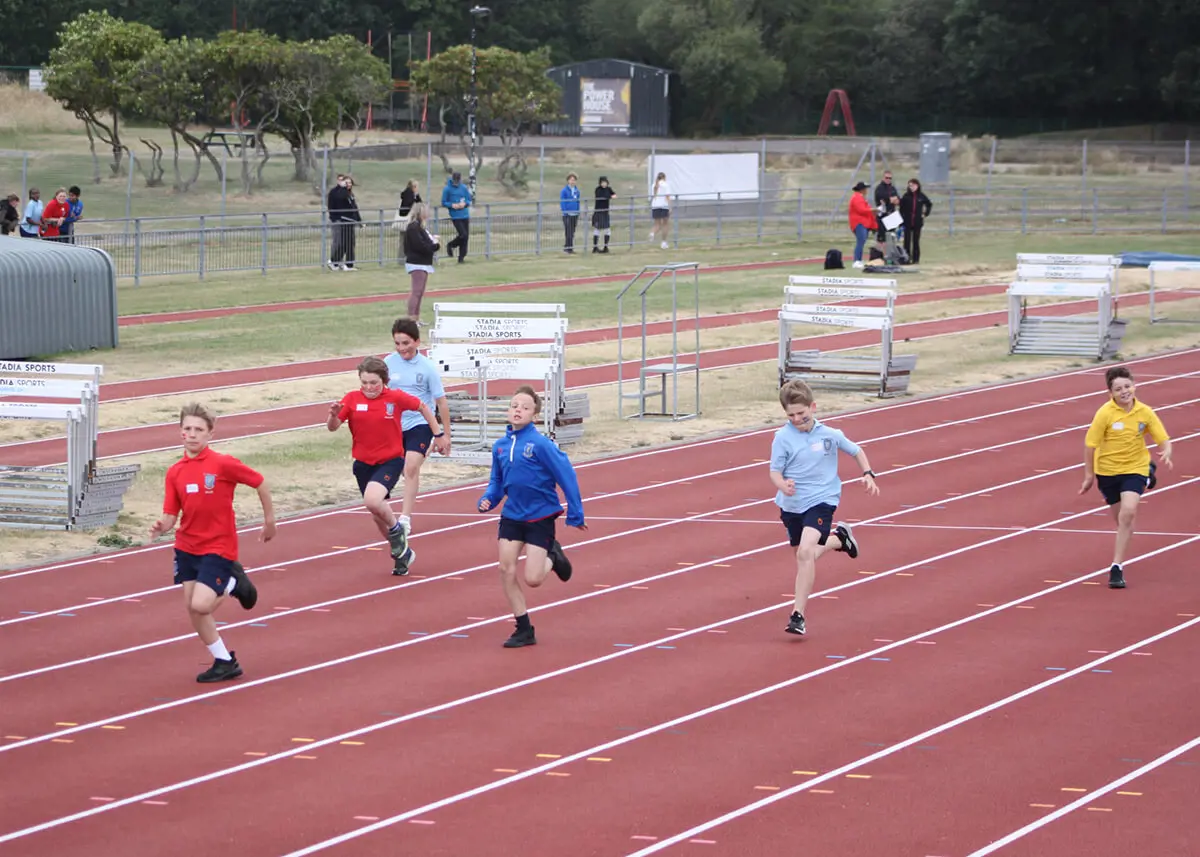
(1085, 399, 1168, 476)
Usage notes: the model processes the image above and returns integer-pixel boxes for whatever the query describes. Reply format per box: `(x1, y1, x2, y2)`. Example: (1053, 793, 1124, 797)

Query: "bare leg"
(498, 539, 527, 617)
(363, 481, 397, 538)
(401, 453, 425, 526)
(1112, 493, 1140, 565)
(407, 270, 428, 319)
(793, 529, 842, 616)
(186, 581, 226, 646)
(522, 544, 552, 588)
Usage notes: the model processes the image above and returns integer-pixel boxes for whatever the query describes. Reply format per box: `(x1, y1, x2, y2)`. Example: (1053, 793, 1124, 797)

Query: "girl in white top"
(649, 171, 671, 249)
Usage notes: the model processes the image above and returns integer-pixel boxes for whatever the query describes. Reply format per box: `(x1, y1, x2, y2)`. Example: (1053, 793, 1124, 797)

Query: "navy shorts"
(498, 513, 559, 551)
(780, 504, 837, 547)
(1096, 473, 1148, 506)
(353, 457, 406, 498)
(173, 549, 235, 596)
(404, 424, 434, 458)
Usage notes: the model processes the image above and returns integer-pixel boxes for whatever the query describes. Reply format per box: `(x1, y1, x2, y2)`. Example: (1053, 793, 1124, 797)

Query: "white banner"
(434, 317, 566, 341)
(0, 361, 103, 376)
(786, 285, 896, 301)
(0, 378, 95, 397)
(1016, 264, 1115, 281)
(429, 343, 557, 360)
(780, 309, 891, 330)
(1008, 281, 1110, 298)
(1017, 253, 1120, 267)
(0, 402, 82, 420)
(647, 153, 760, 201)
(789, 275, 897, 290)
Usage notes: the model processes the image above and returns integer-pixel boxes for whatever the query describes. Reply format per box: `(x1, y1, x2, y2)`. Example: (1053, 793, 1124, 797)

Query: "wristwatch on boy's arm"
(863, 469, 876, 478)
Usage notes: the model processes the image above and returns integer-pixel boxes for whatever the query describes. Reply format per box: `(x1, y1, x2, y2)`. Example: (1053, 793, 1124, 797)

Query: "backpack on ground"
(824, 248, 844, 270)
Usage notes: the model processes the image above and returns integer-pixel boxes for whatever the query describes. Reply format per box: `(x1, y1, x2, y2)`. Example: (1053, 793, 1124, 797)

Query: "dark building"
(542, 60, 672, 137)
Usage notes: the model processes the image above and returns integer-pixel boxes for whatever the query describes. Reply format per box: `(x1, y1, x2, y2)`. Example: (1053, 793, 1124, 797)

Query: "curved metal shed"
(0, 239, 119, 360)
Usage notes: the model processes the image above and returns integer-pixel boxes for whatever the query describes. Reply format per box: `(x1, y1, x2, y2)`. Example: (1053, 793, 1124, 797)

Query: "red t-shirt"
(41, 199, 68, 238)
(337, 388, 423, 465)
(163, 447, 264, 561)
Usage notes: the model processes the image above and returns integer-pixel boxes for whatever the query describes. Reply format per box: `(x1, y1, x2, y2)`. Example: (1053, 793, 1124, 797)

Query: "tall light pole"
(468, 5, 490, 202)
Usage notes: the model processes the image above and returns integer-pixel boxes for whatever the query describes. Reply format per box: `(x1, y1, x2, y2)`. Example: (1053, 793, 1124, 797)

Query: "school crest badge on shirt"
(524, 442, 536, 459)
(204, 473, 216, 491)
(386, 403, 395, 417)
(823, 438, 834, 453)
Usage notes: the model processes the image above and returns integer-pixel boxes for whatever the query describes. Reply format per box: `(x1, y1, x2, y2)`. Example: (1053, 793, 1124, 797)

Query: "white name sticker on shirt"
(1113, 422, 1124, 430)
(811, 442, 824, 451)
(356, 403, 369, 411)
(186, 483, 199, 494)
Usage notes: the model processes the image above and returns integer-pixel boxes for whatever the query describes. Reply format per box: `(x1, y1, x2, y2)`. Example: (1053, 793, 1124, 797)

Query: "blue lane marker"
(59, 613, 76, 617)
(613, 643, 633, 648)
(215, 621, 228, 626)
(1045, 666, 1067, 671)
(408, 631, 428, 636)
(1091, 668, 1112, 673)
(900, 504, 915, 508)
(826, 655, 846, 660)
(656, 645, 676, 650)
(18, 610, 37, 615)
(450, 634, 469, 638)
(249, 622, 268, 628)
(1120, 758, 1143, 763)
(870, 657, 891, 662)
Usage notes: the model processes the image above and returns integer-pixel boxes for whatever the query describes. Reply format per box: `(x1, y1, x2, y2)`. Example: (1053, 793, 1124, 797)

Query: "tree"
(43, 10, 164, 180)
(410, 45, 562, 192)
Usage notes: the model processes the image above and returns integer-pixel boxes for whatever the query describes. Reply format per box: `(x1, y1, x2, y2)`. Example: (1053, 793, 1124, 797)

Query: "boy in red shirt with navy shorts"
(151, 403, 277, 683)
(327, 356, 445, 575)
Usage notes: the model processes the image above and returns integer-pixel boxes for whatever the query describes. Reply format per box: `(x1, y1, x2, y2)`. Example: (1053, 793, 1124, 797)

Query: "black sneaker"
(392, 547, 416, 577)
(503, 624, 537, 648)
(835, 523, 859, 559)
(1108, 564, 1126, 589)
(197, 653, 243, 683)
(785, 612, 807, 636)
(1148, 461, 1158, 491)
(386, 523, 408, 559)
(548, 540, 572, 582)
(229, 562, 258, 610)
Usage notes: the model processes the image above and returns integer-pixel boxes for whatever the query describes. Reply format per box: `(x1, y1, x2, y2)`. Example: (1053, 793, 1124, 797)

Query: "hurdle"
(1015, 253, 1121, 314)
(1008, 253, 1125, 358)
(778, 276, 918, 397)
(1148, 261, 1200, 323)
(0, 362, 140, 530)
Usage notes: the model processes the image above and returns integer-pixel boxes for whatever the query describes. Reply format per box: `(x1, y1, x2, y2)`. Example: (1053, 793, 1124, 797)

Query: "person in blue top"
(441, 171, 472, 263)
(62, 186, 84, 243)
(478, 385, 587, 649)
(559, 172, 581, 254)
(385, 317, 452, 541)
(770, 379, 879, 637)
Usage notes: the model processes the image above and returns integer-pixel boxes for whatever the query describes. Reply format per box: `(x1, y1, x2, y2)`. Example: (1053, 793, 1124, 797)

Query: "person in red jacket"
(40, 188, 70, 241)
(847, 182, 876, 268)
(151, 403, 276, 683)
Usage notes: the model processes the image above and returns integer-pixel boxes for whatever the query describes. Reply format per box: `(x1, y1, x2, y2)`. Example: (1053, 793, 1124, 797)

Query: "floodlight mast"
(468, 5, 491, 202)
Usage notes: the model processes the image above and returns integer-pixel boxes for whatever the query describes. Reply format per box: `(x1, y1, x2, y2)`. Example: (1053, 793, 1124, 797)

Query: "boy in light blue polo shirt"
(770, 379, 880, 637)
(385, 318, 451, 538)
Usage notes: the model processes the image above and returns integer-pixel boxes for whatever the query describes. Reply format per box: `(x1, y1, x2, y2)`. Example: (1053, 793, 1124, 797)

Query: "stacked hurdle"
(1148, 260, 1200, 324)
(427, 303, 590, 465)
(778, 275, 919, 397)
(1007, 254, 1124, 359)
(0, 362, 140, 530)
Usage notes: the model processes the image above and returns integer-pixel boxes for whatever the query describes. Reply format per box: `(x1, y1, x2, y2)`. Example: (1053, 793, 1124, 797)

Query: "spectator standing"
(396, 179, 422, 256)
(559, 173, 580, 253)
(847, 181, 875, 269)
(19, 187, 42, 238)
(898, 178, 933, 264)
(403, 202, 441, 323)
(327, 174, 361, 271)
(649, 171, 671, 249)
(62, 186, 84, 243)
(1, 194, 19, 236)
(591, 176, 615, 253)
(873, 171, 900, 242)
(40, 188, 69, 242)
(441, 171, 471, 264)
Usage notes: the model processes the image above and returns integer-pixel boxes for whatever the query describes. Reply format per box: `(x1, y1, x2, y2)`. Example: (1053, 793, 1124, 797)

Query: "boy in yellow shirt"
(1079, 367, 1174, 589)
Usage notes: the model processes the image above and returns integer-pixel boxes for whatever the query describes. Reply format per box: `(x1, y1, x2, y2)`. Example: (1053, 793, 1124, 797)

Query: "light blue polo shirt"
(384, 351, 445, 430)
(770, 418, 861, 513)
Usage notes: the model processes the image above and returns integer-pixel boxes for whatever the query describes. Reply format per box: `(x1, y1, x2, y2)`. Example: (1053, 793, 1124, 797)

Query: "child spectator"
(591, 176, 616, 253)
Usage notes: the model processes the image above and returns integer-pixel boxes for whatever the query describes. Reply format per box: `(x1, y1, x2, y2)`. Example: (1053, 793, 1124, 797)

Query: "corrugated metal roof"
(0, 239, 119, 360)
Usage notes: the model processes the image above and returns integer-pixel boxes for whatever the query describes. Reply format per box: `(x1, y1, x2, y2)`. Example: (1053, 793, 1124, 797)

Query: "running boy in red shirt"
(327, 356, 445, 575)
(478, 386, 586, 648)
(150, 403, 276, 683)
(1079, 366, 1174, 589)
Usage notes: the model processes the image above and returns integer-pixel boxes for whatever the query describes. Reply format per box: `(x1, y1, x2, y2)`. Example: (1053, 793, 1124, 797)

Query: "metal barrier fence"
(34, 187, 1200, 284)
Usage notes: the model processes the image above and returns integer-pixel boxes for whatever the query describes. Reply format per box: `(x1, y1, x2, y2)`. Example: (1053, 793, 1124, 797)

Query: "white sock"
(399, 515, 411, 531)
(207, 638, 231, 661)
(223, 575, 236, 595)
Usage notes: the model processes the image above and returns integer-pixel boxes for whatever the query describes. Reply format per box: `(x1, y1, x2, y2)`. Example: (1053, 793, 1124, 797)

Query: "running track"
(2, 350, 1198, 856)
(5, 290, 1194, 467)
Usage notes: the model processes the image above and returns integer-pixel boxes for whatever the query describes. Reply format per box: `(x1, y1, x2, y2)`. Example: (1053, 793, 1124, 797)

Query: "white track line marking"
(4, 522, 1196, 847)
(623, 606, 1200, 856)
(282, 536, 1200, 857)
(963, 735, 1200, 856)
(7, 349, 1197, 579)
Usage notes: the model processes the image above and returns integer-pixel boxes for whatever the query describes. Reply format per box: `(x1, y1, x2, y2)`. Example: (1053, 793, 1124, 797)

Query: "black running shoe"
(785, 611, 807, 636)
(835, 522, 859, 559)
(386, 522, 408, 559)
(1108, 564, 1126, 589)
(503, 625, 537, 648)
(229, 562, 258, 610)
(548, 540, 572, 582)
(197, 653, 243, 683)
(392, 547, 416, 577)
(1148, 461, 1158, 491)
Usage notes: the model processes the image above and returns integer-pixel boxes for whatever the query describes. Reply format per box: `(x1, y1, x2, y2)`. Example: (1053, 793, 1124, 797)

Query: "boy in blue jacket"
(441, 171, 472, 263)
(478, 385, 587, 648)
(560, 172, 580, 253)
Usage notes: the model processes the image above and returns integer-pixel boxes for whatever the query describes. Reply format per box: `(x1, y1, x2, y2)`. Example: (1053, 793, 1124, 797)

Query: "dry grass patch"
(0, 83, 82, 134)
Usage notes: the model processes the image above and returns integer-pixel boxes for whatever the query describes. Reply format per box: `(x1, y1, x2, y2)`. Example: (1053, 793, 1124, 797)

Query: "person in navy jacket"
(478, 385, 587, 648)
(559, 172, 581, 253)
(441, 171, 472, 263)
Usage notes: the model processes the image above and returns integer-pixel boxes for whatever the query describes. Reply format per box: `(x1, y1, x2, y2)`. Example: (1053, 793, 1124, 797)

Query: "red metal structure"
(817, 89, 856, 136)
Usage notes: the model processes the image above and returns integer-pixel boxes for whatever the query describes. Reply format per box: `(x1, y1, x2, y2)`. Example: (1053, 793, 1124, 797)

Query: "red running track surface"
(5, 290, 1194, 467)
(1, 350, 1198, 856)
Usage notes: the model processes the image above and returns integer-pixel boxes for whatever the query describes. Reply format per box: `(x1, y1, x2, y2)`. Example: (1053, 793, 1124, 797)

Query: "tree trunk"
(82, 121, 102, 185)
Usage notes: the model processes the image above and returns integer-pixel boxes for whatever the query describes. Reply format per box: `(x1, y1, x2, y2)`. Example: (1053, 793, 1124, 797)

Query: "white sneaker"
(327, 261, 339, 271)
(649, 231, 655, 240)
(342, 265, 357, 272)
(660, 241, 669, 250)
(852, 260, 864, 269)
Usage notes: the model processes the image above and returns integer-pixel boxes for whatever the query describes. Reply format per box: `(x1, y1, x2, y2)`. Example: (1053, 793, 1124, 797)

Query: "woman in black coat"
(403, 202, 440, 322)
(899, 178, 933, 264)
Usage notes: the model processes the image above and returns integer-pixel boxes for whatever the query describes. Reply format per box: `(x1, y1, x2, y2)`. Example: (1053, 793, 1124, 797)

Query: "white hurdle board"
(779, 276, 916, 397)
(1006, 280, 1122, 359)
(0, 402, 88, 529)
(1148, 261, 1200, 323)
